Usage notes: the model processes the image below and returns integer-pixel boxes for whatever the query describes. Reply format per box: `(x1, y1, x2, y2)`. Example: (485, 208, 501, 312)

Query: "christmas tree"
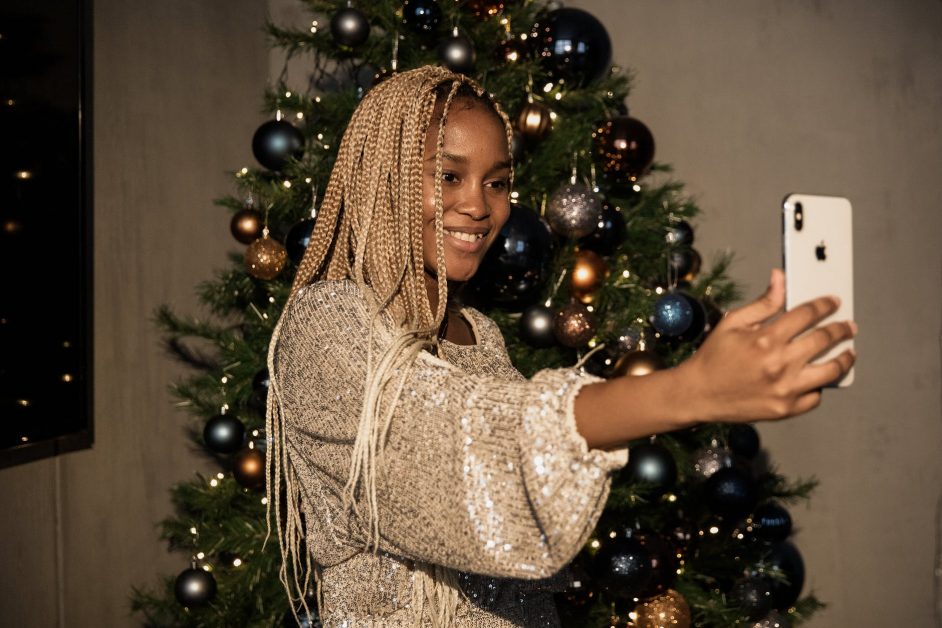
(132, 1, 823, 626)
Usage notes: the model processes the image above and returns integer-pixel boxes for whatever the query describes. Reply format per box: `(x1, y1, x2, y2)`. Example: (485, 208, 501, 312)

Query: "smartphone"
(782, 193, 855, 387)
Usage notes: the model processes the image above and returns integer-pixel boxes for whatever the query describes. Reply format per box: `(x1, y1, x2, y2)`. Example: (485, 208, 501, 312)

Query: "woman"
(265, 66, 856, 627)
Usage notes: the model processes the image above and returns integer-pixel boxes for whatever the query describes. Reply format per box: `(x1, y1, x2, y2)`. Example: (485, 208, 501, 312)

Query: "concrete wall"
(1, 1, 939, 626)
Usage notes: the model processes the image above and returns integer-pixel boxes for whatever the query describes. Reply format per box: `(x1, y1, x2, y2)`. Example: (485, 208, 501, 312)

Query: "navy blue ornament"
(652, 293, 694, 336)
(675, 293, 707, 343)
(471, 204, 552, 309)
(752, 502, 793, 543)
(286, 218, 316, 264)
(666, 220, 694, 247)
(579, 203, 626, 255)
(705, 466, 758, 519)
(174, 567, 216, 607)
(766, 541, 805, 609)
(530, 8, 612, 86)
(203, 414, 246, 454)
(625, 442, 677, 493)
(252, 120, 304, 171)
(402, 0, 441, 34)
(730, 423, 761, 459)
(519, 304, 556, 348)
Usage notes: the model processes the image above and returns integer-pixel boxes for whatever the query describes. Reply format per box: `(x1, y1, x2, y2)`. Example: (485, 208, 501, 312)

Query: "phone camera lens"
(794, 202, 804, 231)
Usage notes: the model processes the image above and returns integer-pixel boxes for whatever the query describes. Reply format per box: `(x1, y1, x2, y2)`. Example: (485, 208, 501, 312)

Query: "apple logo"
(815, 241, 827, 261)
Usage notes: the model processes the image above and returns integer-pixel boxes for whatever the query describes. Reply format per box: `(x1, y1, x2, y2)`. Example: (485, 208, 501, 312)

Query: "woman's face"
(422, 100, 512, 285)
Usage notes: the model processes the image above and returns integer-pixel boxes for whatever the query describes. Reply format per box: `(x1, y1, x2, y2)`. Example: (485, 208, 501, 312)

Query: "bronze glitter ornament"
(516, 100, 551, 140)
(635, 588, 691, 628)
(612, 350, 665, 377)
(553, 302, 596, 348)
(245, 234, 288, 280)
(230, 207, 264, 244)
(593, 115, 655, 184)
(545, 183, 602, 239)
(233, 447, 265, 490)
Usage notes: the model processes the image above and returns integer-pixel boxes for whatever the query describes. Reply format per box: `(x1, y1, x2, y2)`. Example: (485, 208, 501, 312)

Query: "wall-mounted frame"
(0, 0, 93, 468)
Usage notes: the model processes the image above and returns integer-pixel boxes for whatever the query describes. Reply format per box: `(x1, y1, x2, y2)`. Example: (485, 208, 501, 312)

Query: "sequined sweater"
(270, 280, 628, 626)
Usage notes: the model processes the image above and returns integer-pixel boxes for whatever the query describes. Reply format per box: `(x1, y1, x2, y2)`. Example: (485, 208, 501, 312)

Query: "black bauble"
(591, 533, 653, 600)
(203, 414, 246, 454)
(705, 466, 758, 519)
(252, 120, 304, 171)
(582, 345, 621, 378)
(675, 293, 707, 343)
(174, 567, 217, 607)
(766, 541, 805, 609)
(402, 0, 441, 34)
(286, 217, 316, 264)
(668, 248, 696, 279)
(579, 203, 626, 255)
(438, 32, 476, 74)
(330, 7, 370, 47)
(752, 502, 793, 543)
(470, 204, 551, 309)
(730, 577, 774, 620)
(593, 115, 655, 184)
(729, 423, 761, 459)
(666, 220, 694, 247)
(625, 442, 677, 493)
(530, 8, 612, 86)
(519, 304, 556, 348)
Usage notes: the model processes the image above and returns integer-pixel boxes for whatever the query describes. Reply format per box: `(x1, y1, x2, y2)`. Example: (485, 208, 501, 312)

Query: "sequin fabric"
(270, 280, 628, 626)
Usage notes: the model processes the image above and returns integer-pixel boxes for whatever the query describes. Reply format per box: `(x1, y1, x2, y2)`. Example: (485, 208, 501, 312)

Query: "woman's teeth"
(445, 230, 484, 242)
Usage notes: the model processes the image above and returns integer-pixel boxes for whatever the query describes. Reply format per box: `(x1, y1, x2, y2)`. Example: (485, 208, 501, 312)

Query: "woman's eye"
(488, 179, 509, 190)
(442, 172, 458, 183)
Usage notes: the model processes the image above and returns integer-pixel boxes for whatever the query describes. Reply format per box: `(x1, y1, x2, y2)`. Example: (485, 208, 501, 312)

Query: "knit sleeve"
(274, 282, 627, 580)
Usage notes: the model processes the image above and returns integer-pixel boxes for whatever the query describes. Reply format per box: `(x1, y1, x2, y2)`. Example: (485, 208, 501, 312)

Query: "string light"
(232, 558, 243, 567)
(61, 374, 73, 382)
(15, 170, 33, 180)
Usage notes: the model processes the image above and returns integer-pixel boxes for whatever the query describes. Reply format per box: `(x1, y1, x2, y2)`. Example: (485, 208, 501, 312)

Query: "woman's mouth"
(444, 228, 488, 252)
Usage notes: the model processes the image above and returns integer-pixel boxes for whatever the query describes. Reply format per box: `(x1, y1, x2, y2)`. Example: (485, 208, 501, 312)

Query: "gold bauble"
(233, 447, 265, 490)
(571, 249, 608, 294)
(245, 235, 287, 280)
(635, 589, 691, 628)
(552, 303, 597, 348)
(613, 350, 665, 377)
(230, 208, 264, 244)
(516, 101, 551, 140)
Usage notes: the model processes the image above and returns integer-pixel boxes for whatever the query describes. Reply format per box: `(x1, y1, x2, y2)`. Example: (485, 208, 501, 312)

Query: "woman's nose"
(452, 184, 489, 218)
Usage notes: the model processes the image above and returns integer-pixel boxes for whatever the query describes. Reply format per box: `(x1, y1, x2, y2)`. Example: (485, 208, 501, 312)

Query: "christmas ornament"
(731, 577, 774, 620)
(463, 0, 507, 18)
(233, 447, 266, 490)
(612, 350, 664, 377)
(570, 249, 607, 298)
(510, 131, 525, 162)
(705, 466, 758, 519)
(765, 542, 804, 609)
(674, 293, 707, 343)
(286, 217, 316, 264)
(691, 444, 733, 480)
(751, 609, 792, 628)
(665, 220, 694, 247)
(553, 303, 596, 348)
(593, 116, 655, 184)
(545, 183, 601, 239)
(625, 442, 677, 493)
(579, 203, 626, 255)
(472, 203, 551, 309)
(616, 327, 642, 352)
(174, 567, 216, 607)
(519, 304, 556, 348)
(635, 589, 691, 628)
(245, 234, 288, 280)
(402, 0, 441, 34)
(438, 28, 476, 75)
(667, 248, 701, 281)
(636, 531, 678, 597)
(582, 345, 621, 379)
(330, 6, 370, 47)
(252, 368, 271, 407)
(591, 532, 652, 600)
(516, 100, 551, 140)
(752, 502, 793, 543)
(652, 293, 694, 336)
(729, 423, 760, 459)
(703, 297, 725, 334)
(252, 119, 304, 171)
(203, 414, 246, 454)
(230, 207, 264, 244)
(530, 8, 612, 86)
(497, 38, 527, 64)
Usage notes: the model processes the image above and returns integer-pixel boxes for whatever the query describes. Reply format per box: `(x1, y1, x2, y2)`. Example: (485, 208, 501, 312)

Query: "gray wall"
(1, 1, 940, 626)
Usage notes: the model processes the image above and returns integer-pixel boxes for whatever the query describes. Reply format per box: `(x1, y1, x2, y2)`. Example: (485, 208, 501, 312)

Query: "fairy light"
(241, 167, 248, 174)
(210, 478, 219, 487)
(608, 531, 617, 539)
(196, 551, 205, 559)
(232, 558, 243, 567)
(296, 112, 304, 120)
(590, 539, 600, 549)
(15, 170, 33, 180)
(61, 374, 73, 382)
(542, 82, 553, 93)
(304, 177, 312, 183)
(189, 527, 198, 535)
(216, 472, 224, 479)
(261, 497, 268, 505)
(622, 270, 630, 278)
(283, 180, 291, 188)
(285, 91, 292, 98)
(709, 526, 720, 535)
(16, 399, 30, 407)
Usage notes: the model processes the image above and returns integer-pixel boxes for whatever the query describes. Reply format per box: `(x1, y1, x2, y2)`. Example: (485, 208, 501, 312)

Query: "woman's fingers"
(771, 295, 841, 341)
(723, 269, 785, 329)
(795, 348, 856, 391)
(789, 319, 857, 362)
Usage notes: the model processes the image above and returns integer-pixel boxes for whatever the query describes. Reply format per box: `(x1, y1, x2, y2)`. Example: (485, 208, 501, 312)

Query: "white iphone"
(782, 193, 855, 387)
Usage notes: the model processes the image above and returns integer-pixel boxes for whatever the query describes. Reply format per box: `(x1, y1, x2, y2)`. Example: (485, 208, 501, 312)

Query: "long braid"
(267, 66, 515, 628)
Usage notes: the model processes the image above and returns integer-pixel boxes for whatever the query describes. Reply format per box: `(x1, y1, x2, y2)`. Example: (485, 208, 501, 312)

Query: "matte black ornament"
(438, 30, 476, 74)
(593, 115, 655, 184)
(766, 541, 805, 609)
(752, 502, 793, 543)
(530, 8, 612, 86)
(174, 567, 217, 607)
(330, 7, 370, 47)
(402, 0, 441, 34)
(730, 423, 761, 459)
(730, 577, 774, 620)
(668, 248, 700, 280)
(203, 414, 246, 454)
(252, 120, 304, 171)
(286, 217, 316, 264)
(252, 368, 271, 407)
(471, 204, 551, 309)
(579, 203, 626, 255)
(625, 442, 677, 493)
(582, 345, 622, 378)
(666, 220, 694, 247)
(519, 304, 556, 348)
(652, 293, 694, 337)
(591, 532, 653, 600)
(705, 466, 758, 519)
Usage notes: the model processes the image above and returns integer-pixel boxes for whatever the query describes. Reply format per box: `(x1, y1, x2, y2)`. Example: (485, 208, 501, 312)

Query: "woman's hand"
(677, 268, 857, 423)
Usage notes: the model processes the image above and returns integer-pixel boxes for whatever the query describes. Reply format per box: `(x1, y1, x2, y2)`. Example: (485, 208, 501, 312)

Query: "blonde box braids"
(265, 66, 515, 627)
